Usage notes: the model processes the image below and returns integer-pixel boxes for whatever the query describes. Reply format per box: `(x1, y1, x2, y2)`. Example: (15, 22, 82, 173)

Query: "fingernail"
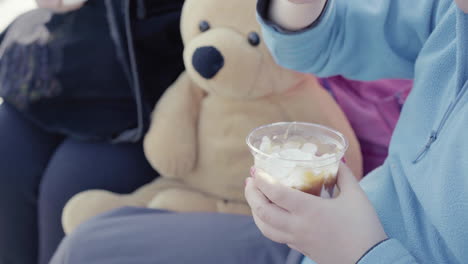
(341, 157, 347, 164)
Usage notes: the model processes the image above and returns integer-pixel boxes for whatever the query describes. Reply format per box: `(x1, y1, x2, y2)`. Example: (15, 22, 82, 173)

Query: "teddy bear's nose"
(192, 46, 224, 79)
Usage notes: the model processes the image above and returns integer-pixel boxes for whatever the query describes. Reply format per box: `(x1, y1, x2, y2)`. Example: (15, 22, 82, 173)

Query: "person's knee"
(38, 155, 86, 217)
(0, 162, 42, 208)
(38, 181, 73, 227)
(0, 103, 59, 205)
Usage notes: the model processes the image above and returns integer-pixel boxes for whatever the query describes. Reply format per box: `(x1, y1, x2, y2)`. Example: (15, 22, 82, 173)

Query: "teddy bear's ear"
(179, 0, 212, 44)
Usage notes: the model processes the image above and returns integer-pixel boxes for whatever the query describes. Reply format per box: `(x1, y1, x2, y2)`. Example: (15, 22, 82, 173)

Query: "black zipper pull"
(413, 131, 437, 164)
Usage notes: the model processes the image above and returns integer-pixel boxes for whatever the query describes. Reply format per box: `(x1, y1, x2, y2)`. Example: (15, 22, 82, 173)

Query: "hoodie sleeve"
(357, 239, 419, 264)
(300, 239, 419, 264)
(256, 0, 450, 80)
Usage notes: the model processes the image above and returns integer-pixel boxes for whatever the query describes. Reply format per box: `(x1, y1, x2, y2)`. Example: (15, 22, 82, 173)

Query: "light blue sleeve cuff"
(358, 239, 418, 264)
(255, 0, 338, 75)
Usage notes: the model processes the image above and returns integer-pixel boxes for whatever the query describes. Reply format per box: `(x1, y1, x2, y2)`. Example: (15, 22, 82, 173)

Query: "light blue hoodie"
(257, 0, 468, 263)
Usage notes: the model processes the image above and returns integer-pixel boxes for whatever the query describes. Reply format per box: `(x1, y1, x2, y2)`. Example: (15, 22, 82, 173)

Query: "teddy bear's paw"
(154, 156, 195, 179)
(62, 190, 127, 234)
(148, 189, 218, 212)
(144, 137, 196, 179)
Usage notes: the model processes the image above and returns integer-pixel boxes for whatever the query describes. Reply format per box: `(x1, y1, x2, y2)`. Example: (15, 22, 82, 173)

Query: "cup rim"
(246, 122, 349, 165)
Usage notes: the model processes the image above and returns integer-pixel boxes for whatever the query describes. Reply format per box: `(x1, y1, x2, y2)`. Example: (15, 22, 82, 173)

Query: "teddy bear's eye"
(199, 20, 211, 32)
(248, 32, 261, 47)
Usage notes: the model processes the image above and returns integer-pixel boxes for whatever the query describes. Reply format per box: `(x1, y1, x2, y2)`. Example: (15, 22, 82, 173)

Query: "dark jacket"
(0, 0, 185, 142)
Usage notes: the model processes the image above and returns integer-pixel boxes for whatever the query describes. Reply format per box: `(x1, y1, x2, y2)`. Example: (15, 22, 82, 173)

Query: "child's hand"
(245, 164, 388, 264)
(268, 0, 328, 31)
(36, 0, 87, 13)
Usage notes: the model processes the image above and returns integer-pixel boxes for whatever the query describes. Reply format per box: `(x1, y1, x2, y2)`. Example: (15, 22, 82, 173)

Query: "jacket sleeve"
(357, 239, 419, 264)
(300, 239, 419, 264)
(257, 0, 451, 80)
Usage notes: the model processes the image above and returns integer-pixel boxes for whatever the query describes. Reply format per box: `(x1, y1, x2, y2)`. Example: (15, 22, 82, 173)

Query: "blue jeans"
(0, 102, 158, 264)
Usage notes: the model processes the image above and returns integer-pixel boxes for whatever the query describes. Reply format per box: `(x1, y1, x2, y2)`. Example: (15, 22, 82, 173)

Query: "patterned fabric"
(0, 0, 185, 142)
(0, 11, 62, 109)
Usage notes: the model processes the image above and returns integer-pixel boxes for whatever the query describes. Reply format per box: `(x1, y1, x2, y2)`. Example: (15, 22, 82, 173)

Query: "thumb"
(336, 162, 360, 193)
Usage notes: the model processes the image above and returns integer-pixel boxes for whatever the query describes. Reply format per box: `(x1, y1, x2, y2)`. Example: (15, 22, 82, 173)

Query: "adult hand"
(245, 164, 388, 264)
(36, 0, 87, 13)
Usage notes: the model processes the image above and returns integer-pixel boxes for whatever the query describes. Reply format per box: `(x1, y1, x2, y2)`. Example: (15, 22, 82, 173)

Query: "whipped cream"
(253, 136, 341, 197)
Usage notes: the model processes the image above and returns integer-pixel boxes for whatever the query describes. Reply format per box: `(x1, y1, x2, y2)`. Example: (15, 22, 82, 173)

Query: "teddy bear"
(61, 0, 363, 234)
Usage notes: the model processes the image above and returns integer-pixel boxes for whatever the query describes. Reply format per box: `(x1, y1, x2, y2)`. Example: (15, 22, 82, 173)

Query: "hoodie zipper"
(413, 101, 454, 163)
(413, 82, 467, 163)
(413, 9, 468, 164)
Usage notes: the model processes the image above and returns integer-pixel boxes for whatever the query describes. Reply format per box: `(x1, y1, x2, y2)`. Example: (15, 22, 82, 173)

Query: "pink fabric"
(319, 76, 412, 175)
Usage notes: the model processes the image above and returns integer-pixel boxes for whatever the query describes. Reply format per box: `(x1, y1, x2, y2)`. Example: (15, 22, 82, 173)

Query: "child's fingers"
(336, 163, 360, 193)
(253, 170, 320, 213)
(252, 214, 293, 244)
(245, 178, 293, 232)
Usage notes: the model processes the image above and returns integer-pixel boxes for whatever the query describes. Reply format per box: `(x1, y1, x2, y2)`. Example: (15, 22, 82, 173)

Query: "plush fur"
(61, 0, 362, 234)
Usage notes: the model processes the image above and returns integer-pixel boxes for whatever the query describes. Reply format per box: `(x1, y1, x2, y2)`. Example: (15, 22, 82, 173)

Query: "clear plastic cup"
(246, 122, 348, 198)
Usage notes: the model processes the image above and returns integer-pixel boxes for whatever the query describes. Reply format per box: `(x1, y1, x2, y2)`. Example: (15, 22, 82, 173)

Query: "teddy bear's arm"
(144, 72, 205, 178)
